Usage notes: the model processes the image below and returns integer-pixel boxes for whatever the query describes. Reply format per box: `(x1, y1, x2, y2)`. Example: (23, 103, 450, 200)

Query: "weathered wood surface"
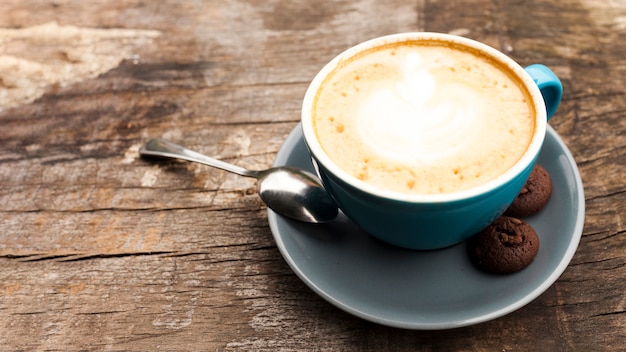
(0, 0, 624, 351)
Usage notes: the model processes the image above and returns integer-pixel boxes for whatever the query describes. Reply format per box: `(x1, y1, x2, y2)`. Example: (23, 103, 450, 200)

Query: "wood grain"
(1, 0, 624, 351)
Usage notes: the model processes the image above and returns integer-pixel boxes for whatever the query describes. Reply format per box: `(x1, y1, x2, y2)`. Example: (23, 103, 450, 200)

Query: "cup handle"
(524, 64, 563, 121)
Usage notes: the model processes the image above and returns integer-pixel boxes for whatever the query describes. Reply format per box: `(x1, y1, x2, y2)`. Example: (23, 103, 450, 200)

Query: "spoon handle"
(139, 138, 258, 178)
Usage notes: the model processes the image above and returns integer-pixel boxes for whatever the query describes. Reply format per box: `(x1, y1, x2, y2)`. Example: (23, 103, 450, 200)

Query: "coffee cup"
(301, 32, 562, 250)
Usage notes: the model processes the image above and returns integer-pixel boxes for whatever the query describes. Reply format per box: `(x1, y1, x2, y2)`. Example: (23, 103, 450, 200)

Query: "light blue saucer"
(268, 124, 585, 330)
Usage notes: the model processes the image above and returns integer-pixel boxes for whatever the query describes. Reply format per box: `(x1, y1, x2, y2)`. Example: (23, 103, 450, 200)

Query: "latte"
(312, 40, 536, 194)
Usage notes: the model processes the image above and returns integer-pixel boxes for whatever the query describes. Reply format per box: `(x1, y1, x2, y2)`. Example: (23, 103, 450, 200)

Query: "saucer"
(267, 124, 585, 330)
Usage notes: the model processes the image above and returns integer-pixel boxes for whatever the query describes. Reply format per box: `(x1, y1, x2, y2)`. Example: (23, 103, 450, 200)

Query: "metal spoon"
(139, 138, 338, 223)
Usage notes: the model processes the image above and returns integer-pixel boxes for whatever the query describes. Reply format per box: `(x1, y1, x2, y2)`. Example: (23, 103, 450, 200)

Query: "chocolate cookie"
(468, 216, 540, 274)
(505, 164, 552, 218)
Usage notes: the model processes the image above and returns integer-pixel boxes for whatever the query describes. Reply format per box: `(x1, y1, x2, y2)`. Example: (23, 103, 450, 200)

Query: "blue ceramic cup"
(301, 33, 562, 250)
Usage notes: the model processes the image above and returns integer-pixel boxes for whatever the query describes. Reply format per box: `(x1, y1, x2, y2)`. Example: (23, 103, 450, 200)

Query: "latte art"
(312, 40, 535, 194)
(357, 52, 482, 165)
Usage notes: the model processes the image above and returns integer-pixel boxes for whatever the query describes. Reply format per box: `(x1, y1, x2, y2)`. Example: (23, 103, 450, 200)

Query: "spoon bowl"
(139, 138, 338, 223)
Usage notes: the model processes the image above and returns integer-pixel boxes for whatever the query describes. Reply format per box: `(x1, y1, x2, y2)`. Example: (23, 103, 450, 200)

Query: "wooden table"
(1, 1, 624, 350)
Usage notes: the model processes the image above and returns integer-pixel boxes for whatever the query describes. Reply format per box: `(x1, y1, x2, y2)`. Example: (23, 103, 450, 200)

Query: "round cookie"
(505, 164, 552, 218)
(468, 216, 540, 274)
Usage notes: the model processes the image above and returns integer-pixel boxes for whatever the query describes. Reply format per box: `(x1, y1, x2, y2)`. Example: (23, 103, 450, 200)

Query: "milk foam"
(357, 53, 481, 165)
(313, 42, 535, 194)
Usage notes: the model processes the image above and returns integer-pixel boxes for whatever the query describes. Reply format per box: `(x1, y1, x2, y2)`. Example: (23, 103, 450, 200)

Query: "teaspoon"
(139, 138, 338, 223)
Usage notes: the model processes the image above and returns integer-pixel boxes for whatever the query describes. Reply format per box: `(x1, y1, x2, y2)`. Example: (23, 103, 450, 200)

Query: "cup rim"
(301, 32, 547, 204)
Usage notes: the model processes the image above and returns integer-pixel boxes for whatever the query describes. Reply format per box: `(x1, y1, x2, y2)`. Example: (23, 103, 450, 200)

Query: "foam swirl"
(357, 53, 481, 165)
